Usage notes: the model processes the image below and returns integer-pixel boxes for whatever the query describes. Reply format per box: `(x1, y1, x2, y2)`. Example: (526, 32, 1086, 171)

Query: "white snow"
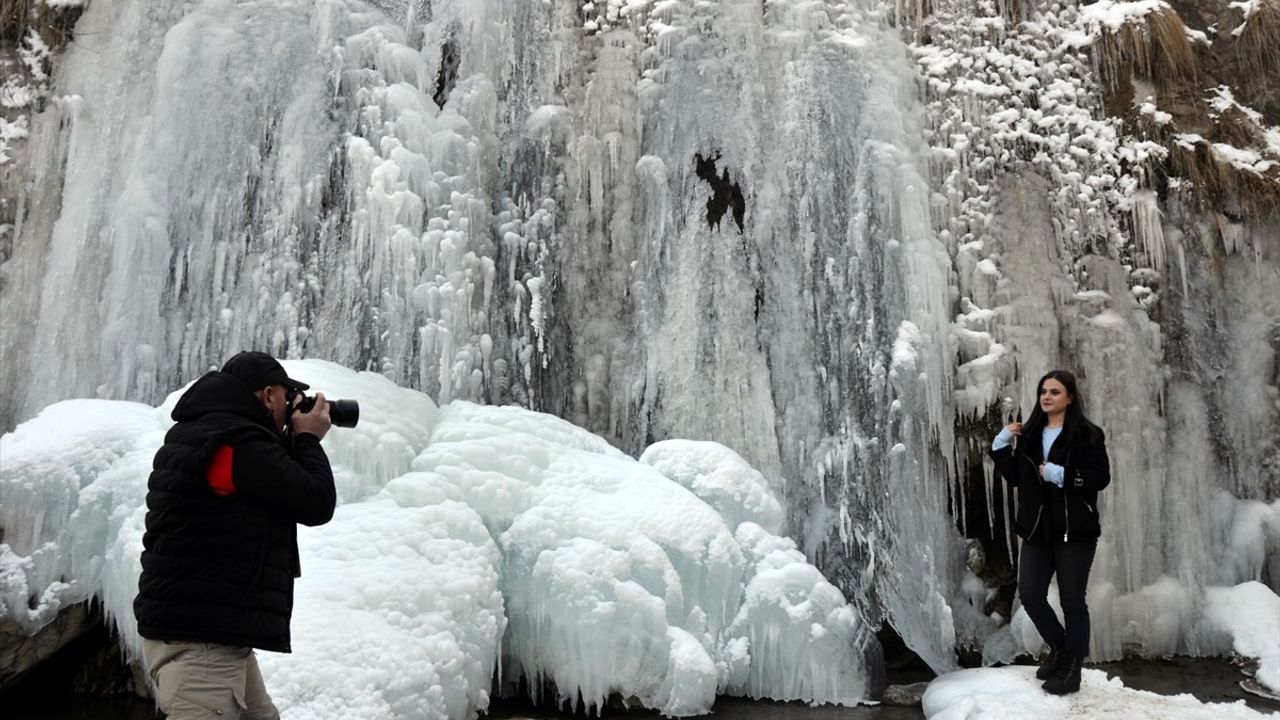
(1078, 0, 1170, 34)
(922, 666, 1276, 720)
(0, 360, 872, 718)
(1210, 143, 1278, 176)
(1230, 0, 1261, 28)
(639, 440, 784, 532)
(1203, 582, 1280, 693)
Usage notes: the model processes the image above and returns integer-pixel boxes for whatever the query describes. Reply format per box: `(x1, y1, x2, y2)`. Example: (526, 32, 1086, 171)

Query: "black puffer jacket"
(134, 372, 335, 652)
(990, 420, 1111, 543)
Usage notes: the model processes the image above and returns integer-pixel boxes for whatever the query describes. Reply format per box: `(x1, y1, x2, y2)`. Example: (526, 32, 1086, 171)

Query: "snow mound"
(1204, 582, 1280, 694)
(261, 498, 504, 720)
(0, 360, 873, 718)
(640, 440, 784, 533)
(0, 399, 168, 634)
(922, 666, 1276, 720)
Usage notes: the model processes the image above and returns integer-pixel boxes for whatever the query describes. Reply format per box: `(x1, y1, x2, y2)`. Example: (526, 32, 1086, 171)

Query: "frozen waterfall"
(2, 0, 1278, 693)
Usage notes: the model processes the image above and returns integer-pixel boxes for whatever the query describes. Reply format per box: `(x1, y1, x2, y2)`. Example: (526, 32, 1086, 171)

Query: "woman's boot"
(1035, 645, 1066, 680)
(1042, 655, 1083, 695)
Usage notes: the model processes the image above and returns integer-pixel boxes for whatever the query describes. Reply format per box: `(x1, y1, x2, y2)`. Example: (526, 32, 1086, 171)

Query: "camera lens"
(328, 399, 360, 428)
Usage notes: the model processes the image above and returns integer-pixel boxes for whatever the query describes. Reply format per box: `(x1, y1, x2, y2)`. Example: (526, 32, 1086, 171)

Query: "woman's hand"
(991, 422, 1021, 453)
(1040, 462, 1065, 487)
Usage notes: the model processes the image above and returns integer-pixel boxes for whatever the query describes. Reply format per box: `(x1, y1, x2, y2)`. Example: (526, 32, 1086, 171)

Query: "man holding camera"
(134, 351, 335, 720)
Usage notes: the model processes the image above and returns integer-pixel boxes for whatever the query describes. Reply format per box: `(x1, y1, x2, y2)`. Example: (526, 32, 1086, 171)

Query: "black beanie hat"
(221, 351, 310, 392)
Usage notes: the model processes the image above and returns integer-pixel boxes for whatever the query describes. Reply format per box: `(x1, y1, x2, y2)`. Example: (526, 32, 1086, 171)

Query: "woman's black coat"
(989, 420, 1111, 543)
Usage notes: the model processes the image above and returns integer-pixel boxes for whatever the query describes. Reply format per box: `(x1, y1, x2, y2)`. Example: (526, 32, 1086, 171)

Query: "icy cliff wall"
(910, 0, 1280, 660)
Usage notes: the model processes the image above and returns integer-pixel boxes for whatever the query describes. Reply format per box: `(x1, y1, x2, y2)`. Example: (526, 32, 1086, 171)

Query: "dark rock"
(693, 153, 746, 233)
(0, 602, 94, 693)
(0, 601, 146, 701)
(882, 681, 931, 707)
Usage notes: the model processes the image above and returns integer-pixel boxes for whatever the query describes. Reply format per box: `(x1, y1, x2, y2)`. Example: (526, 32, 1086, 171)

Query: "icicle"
(1132, 189, 1166, 269)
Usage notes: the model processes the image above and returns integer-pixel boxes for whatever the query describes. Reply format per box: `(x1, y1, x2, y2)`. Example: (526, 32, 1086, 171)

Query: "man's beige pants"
(144, 639, 280, 719)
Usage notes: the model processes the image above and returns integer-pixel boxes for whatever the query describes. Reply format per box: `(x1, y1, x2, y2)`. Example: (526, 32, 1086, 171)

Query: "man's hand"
(291, 393, 333, 440)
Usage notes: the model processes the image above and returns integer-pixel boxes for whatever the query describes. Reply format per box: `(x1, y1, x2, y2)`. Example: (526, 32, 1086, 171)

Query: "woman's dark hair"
(1022, 369, 1097, 445)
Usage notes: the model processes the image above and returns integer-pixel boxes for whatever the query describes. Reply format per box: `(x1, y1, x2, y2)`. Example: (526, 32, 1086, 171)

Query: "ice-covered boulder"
(0, 360, 875, 718)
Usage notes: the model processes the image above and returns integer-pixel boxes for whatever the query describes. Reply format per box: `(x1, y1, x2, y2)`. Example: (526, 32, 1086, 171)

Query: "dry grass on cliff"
(1094, 9, 1198, 95)
(0, 0, 31, 44)
(1092, 6, 1280, 211)
(1213, 105, 1260, 150)
(1, 0, 80, 49)
(1237, 0, 1280, 79)
(1169, 138, 1280, 213)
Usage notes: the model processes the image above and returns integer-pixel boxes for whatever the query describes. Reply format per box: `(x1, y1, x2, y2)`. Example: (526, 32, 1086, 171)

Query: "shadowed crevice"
(433, 38, 460, 109)
(694, 153, 746, 233)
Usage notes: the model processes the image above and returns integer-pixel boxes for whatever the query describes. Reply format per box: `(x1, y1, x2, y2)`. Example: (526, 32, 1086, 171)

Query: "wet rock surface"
(881, 682, 931, 707)
(0, 603, 94, 694)
(1095, 656, 1280, 714)
(1, 605, 147, 719)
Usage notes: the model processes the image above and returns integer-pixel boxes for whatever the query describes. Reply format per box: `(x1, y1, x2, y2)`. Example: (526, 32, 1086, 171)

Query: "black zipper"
(1062, 444, 1074, 542)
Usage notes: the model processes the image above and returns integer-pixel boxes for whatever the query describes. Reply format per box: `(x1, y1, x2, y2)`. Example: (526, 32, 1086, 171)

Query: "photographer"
(134, 351, 335, 720)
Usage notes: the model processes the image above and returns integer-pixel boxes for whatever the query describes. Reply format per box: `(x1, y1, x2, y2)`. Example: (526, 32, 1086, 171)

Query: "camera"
(287, 389, 360, 428)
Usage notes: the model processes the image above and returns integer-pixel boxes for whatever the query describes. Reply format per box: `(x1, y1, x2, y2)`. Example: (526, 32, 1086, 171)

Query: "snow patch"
(1203, 582, 1280, 693)
(923, 666, 1275, 719)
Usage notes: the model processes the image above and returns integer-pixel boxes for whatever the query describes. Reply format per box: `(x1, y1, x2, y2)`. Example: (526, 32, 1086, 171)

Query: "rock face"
(1170, 0, 1280, 125)
(0, 2, 84, 272)
(0, 603, 93, 693)
(0, 601, 148, 699)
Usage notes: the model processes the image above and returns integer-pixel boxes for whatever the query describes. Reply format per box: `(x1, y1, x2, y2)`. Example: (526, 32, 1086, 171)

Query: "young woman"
(990, 370, 1111, 694)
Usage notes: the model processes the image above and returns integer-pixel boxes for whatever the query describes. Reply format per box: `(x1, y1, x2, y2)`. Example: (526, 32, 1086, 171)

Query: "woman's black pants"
(1019, 537, 1098, 659)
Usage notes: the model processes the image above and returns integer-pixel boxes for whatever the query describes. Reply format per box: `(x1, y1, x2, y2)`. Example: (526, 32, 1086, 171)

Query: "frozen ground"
(6, 657, 1279, 720)
(923, 666, 1280, 720)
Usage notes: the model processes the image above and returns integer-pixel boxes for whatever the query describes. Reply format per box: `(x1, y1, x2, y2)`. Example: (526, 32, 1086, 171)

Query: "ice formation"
(0, 0, 969, 675)
(0, 360, 874, 717)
